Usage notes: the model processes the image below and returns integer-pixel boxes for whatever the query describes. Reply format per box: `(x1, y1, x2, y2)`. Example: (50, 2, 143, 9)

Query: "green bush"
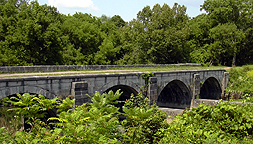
(2, 91, 253, 143)
(8, 93, 61, 130)
(121, 93, 168, 143)
(226, 65, 253, 95)
(0, 97, 24, 132)
(161, 101, 253, 143)
(0, 91, 168, 144)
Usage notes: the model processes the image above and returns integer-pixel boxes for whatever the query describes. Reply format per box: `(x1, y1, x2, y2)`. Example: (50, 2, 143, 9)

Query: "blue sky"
(37, 0, 206, 21)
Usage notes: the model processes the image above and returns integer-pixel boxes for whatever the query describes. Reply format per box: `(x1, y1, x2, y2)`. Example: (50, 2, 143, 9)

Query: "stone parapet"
(0, 63, 201, 73)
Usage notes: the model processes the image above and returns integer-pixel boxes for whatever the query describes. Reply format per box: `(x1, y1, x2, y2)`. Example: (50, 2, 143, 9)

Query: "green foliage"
(225, 65, 253, 103)
(161, 101, 253, 143)
(8, 93, 60, 129)
(125, 3, 190, 64)
(1, 1, 253, 66)
(2, 91, 253, 143)
(188, 0, 253, 66)
(0, 97, 23, 133)
(124, 93, 149, 109)
(56, 97, 75, 113)
(0, 90, 169, 143)
(208, 23, 244, 66)
(138, 72, 154, 97)
(139, 72, 154, 84)
(237, 94, 253, 103)
(226, 65, 253, 95)
(0, 1, 64, 65)
(110, 15, 126, 27)
(247, 70, 253, 78)
(122, 92, 168, 144)
(47, 90, 123, 143)
(61, 13, 103, 65)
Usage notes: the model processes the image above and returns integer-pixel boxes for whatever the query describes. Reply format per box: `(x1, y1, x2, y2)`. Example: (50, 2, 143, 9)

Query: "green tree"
(100, 14, 111, 23)
(0, 0, 21, 65)
(0, 0, 64, 65)
(197, 0, 253, 66)
(187, 14, 213, 65)
(61, 13, 103, 65)
(209, 23, 245, 66)
(92, 15, 126, 64)
(122, 92, 168, 143)
(114, 20, 142, 64)
(131, 3, 190, 64)
(201, 0, 241, 25)
(110, 15, 126, 27)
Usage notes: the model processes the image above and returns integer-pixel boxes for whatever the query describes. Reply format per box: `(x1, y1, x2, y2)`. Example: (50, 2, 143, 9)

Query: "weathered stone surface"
(193, 99, 220, 107)
(148, 77, 158, 104)
(158, 108, 185, 116)
(193, 99, 250, 108)
(0, 69, 227, 108)
(0, 64, 201, 73)
(71, 81, 89, 105)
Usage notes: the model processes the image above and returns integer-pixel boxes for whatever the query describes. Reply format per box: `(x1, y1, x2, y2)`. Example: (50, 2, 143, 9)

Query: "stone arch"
(200, 77, 222, 99)
(104, 85, 138, 102)
(104, 85, 138, 114)
(0, 85, 58, 130)
(98, 79, 141, 95)
(157, 80, 191, 109)
(0, 86, 56, 100)
(201, 73, 223, 88)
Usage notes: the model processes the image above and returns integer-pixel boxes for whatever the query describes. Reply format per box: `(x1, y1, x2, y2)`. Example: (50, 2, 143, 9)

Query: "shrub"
(1, 92, 253, 143)
(161, 101, 253, 143)
(0, 91, 169, 144)
(226, 65, 253, 95)
(121, 92, 168, 143)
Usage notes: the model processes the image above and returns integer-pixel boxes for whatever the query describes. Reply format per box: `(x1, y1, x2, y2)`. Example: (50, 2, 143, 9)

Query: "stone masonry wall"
(0, 63, 201, 73)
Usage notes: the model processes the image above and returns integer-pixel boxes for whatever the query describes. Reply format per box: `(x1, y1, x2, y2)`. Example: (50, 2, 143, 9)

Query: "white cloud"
(48, 0, 99, 11)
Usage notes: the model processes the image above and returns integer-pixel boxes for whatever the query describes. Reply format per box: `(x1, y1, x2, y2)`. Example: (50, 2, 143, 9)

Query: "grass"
(0, 65, 227, 78)
(107, 65, 226, 70)
(225, 65, 253, 102)
(0, 97, 23, 133)
(0, 106, 23, 133)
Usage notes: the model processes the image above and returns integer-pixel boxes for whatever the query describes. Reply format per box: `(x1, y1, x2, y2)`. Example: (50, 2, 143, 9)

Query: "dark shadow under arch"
(157, 80, 191, 109)
(200, 77, 222, 99)
(0, 93, 58, 131)
(104, 85, 138, 112)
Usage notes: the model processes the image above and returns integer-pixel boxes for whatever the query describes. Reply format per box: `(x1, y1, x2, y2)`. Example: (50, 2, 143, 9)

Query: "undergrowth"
(162, 101, 253, 143)
(1, 91, 253, 143)
(226, 65, 253, 102)
(0, 91, 168, 144)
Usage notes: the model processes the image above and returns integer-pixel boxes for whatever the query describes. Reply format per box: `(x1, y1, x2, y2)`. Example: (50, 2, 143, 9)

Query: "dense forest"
(1, 0, 253, 66)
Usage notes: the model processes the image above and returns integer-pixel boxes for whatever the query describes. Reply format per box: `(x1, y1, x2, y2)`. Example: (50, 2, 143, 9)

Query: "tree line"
(1, 0, 253, 66)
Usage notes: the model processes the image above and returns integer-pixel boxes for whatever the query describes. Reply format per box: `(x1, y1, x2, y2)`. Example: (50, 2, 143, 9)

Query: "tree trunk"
(232, 52, 236, 67)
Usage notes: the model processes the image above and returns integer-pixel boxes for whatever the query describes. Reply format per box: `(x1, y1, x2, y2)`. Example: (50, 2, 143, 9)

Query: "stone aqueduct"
(0, 68, 229, 109)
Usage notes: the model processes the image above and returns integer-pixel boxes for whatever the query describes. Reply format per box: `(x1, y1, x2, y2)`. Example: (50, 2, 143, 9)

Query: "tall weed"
(0, 91, 168, 144)
(226, 65, 253, 95)
(161, 101, 253, 143)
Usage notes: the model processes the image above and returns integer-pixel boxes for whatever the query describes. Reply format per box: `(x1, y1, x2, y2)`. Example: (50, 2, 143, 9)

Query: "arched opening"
(0, 86, 56, 100)
(104, 85, 138, 120)
(104, 85, 138, 112)
(157, 80, 191, 109)
(200, 77, 222, 99)
(0, 93, 58, 131)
